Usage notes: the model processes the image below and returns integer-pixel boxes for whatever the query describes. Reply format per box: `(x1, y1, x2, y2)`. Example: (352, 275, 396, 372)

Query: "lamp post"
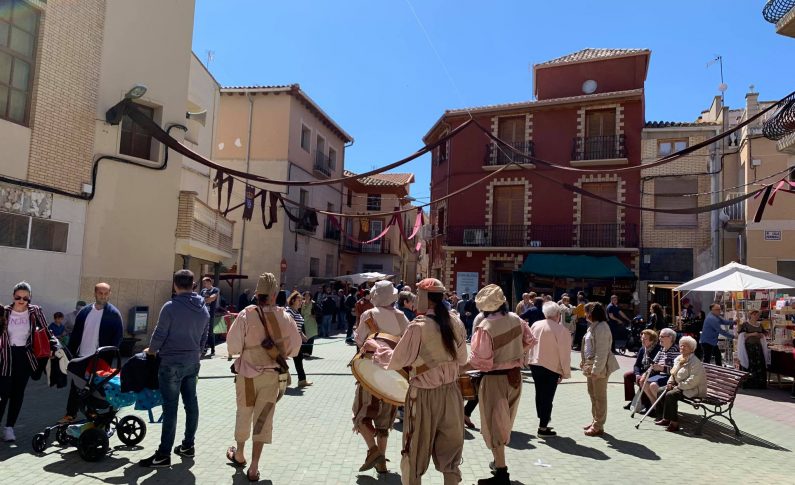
(105, 84, 148, 125)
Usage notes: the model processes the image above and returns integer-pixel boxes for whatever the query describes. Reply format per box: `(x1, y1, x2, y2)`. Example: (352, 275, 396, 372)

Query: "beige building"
(639, 119, 720, 313)
(339, 171, 423, 284)
(719, 89, 795, 279)
(0, 0, 224, 333)
(214, 85, 352, 295)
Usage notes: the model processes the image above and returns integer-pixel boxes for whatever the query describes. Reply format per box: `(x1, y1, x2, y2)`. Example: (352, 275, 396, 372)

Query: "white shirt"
(8, 310, 30, 346)
(79, 305, 104, 357)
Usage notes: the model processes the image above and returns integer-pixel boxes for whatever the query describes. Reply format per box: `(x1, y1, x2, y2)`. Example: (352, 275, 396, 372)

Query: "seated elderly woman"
(623, 329, 660, 411)
(640, 327, 679, 408)
(654, 336, 707, 432)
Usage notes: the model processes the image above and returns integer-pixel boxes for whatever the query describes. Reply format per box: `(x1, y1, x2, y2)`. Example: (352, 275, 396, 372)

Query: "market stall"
(673, 262, 795, 383)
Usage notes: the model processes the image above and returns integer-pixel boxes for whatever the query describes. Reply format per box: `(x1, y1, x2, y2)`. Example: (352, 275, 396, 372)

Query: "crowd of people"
(0, 271, 784, 484)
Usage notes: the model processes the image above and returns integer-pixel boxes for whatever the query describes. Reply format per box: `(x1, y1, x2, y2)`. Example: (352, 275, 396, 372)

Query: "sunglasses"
(13, 296, 31, 302)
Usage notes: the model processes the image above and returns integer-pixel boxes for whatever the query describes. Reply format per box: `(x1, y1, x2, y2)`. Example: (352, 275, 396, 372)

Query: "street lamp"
(105, 84, 148, 125)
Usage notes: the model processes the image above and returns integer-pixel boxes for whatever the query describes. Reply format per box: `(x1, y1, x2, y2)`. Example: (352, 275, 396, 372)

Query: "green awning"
(520, 254, 635, 279)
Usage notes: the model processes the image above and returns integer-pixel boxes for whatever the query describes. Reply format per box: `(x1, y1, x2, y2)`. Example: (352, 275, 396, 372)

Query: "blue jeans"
(157, 361, 200, 456)
(321, 315, 333, 337)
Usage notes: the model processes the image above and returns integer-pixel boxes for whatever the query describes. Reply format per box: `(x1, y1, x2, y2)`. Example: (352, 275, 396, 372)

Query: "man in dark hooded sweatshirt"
(140, 269, 210, 468)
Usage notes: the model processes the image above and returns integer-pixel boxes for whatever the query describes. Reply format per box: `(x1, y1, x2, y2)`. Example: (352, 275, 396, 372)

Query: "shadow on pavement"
(507, 430, 536, 450)
(356, 471, 401, 484)
(681, 415, 791, 451)
(284, 387, 306, 397)
(541, 436, 609, 460)
(602, 433, 660, 460)
(738, 387, 795, 403)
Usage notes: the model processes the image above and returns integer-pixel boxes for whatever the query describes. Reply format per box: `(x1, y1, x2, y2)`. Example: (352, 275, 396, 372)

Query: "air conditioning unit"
(463, 229, 486, 246)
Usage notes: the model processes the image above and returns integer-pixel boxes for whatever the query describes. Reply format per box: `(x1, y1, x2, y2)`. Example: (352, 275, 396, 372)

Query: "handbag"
(32, 325, 51, 359)
(212, 316, 227, 335)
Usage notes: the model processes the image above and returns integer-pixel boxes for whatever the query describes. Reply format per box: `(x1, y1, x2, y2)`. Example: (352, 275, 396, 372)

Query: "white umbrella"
(334, 272, 394, 286)
(673, 261, 795, 292)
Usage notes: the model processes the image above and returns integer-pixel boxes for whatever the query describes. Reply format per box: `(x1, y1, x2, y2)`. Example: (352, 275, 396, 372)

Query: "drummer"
(383, 278, 468, 485)
(463, 284, 536, 485)
(352, 280, 410, 474)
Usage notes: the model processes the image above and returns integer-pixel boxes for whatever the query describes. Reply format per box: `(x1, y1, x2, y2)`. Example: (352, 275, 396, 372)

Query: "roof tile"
(536, 48, 650, 67)
(344, 170, 414, 187)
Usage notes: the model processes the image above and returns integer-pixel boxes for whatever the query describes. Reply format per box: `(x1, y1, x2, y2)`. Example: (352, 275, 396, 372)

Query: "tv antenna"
(206, 50, 215, 70)
(707, 55, 727, 95)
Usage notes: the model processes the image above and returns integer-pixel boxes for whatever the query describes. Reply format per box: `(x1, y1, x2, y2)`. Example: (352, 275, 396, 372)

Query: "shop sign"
(456, 272, 479, 298)
(764, 230, 782, 241)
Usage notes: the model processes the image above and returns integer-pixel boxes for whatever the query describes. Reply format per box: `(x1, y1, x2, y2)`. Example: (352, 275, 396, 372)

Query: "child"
(49, 312, 67, 345)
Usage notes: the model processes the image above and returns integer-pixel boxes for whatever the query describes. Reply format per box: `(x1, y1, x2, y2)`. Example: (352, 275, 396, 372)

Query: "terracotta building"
(423, 48, 650, 306)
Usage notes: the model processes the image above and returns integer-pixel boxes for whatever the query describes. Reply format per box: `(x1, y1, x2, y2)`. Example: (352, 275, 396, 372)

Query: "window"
(329, 147, 337, 170)
(309, 257, 319, 277)
(298, 188, 309, 220)
(366, 193, 381, 211)
(120, 103, 157, 160)
(0, 0, 39, 125)
(346, 188, 352, 207)
(657, 139, 688, 157)
(437, 140, 448, 165)
(300, 124, 311, 152)
(316, 135, 325, 157)
(0, 211, 68, 252)
(324, 254, 334, 276)
(654, 177, 698, 227)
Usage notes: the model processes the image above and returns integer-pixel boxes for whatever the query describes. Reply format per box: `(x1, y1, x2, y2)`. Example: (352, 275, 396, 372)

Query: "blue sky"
(192, 0, 795, 202)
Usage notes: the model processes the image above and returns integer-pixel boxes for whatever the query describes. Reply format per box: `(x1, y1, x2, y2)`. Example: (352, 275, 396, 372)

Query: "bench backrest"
(702, 363, 748, 404)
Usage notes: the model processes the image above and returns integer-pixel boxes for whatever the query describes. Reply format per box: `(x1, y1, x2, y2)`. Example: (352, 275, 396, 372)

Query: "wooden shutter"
(585, 109, 616, 137)
(498, 116, 525, 142)
(580, 182, 618, 246)
(493, 185, 525, 245)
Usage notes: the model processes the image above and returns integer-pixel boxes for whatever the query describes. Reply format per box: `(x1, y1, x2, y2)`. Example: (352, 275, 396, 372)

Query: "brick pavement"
(0, 338, 793, 484)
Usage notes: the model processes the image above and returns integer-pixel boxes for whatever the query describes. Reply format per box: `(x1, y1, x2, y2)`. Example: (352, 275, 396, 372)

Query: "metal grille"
(762, 94, 795, 141)
(763, 0, 795, 23)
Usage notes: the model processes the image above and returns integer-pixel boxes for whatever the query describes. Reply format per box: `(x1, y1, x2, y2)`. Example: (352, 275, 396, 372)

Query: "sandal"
(226, 446, 247, 468)
(247, 468, 260, 482)
(584, 427, 604, 437)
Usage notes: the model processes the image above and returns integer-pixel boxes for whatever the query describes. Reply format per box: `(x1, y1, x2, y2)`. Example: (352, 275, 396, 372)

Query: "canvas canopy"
(673, 262, 795, 292)
(334, 272, 394, 285)
(519, 254, 634, 279)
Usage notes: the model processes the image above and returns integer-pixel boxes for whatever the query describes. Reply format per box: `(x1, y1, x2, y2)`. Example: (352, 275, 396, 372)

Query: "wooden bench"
(681, 363, 749, 436)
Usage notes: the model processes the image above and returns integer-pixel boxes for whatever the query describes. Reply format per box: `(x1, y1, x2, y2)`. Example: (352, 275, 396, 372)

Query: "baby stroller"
(32, 346, 147, 461)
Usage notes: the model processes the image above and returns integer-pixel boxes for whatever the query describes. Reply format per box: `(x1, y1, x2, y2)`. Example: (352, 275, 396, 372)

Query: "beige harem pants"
(401, 381, 464, 485)
(478, 373, 522, 449)
(351, 382, 398, 435)
(235, 371, 279, 444)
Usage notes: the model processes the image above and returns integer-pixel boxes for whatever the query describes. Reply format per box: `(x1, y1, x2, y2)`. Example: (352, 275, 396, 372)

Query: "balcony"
(313, 151, 332, 177)
(175, 191, 235, 261)
(484, 141, 535, 169)
(323, 221, 341, 241)
(444, 223, 639, 249)
(763, 0, 795, 37)
(777, 131, 795, 154)
(343, 238, 392, 254)
(571, 135, 627, 166)
(722, 192, 746, 232)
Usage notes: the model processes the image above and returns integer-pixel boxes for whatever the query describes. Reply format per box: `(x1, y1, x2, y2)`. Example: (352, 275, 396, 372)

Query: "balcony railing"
(324, 221, 341, 241)
(484, 141, 535, 166)
(763, 0, 795, 23)
(343, 238, 392, 254)
(723, 192, 746, 224)
(176, 191, 235, 256)
(572, 135, 626, 161)
(444, 223, 638, 248)
(314, 151, 332, 177)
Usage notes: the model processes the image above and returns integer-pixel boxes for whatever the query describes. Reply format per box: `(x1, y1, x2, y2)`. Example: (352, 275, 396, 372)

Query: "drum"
(350, 333, 409, 406)
(458, 371, 481, 400)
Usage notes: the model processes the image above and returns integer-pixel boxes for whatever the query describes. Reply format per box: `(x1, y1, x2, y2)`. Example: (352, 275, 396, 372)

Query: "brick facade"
(27, 0, 105, 193)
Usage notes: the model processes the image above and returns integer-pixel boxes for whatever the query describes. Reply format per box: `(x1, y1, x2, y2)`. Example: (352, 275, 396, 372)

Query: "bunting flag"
(214, 170, 234, 216)
(262, 191, 279, 229)
(329, 213, 398, 245)
(242, 185, 255, 221)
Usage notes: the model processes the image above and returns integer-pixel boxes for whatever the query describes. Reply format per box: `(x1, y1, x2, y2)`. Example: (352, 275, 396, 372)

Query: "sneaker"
(3, 427, 15, 442)
(537, 427, 557, 437)
(57, 415, 75, 425)
(139, 452, 171, 468)
(622, 403, 632, 410)
(297, 380, 313, 388)
(174, 444, 195, 457)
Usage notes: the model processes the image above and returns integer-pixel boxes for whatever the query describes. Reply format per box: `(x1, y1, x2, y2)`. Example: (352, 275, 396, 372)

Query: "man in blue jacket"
(140, 269, 209, 468)
(60, 282, 123, 422)
(700, 303, 736, 366)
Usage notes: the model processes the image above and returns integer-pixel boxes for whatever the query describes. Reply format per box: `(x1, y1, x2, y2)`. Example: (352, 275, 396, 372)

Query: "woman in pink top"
(464, 284, 535, 485)
(385, 278, 467, 485)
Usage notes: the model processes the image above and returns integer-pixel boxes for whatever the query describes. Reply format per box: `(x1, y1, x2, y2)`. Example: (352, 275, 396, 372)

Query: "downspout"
(238, 92, 255, 284)
(710, 125, 721, 271)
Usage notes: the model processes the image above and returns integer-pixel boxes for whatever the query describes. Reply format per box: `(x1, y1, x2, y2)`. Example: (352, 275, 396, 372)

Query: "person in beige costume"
(225, 273, 302, 482)
(463, 284, 536, 485)
(382, 278, 467, 485)
(352, 280, 410, 473)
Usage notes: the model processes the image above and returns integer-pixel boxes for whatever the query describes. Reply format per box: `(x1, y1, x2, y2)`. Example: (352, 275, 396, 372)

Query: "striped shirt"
(652, 344, 680, 374)
(287, 308, 305, 334)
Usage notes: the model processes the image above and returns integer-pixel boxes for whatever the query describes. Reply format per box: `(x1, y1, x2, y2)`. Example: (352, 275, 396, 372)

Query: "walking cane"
(629, 367, 653, 418)
(635, 387, 668, 429)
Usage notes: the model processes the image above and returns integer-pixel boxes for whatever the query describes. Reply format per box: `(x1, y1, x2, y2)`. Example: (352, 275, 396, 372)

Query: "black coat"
(67, 303, 124, 357)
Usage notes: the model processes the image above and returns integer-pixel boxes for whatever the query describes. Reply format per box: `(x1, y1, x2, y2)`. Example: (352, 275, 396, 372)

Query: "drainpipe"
(238, 92, 255, 289)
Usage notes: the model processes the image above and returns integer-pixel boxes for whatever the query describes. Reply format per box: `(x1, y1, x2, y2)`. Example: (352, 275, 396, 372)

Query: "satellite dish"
(582, 79, 597, 94)
(718, 83, 728, 92)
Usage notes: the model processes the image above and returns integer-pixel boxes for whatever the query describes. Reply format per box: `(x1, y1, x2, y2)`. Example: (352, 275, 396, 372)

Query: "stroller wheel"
(117, 416, 146, 446)
(77, 428, 109, 462)
(31, 433, 48, 453)
(55, 426, 68, 446)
